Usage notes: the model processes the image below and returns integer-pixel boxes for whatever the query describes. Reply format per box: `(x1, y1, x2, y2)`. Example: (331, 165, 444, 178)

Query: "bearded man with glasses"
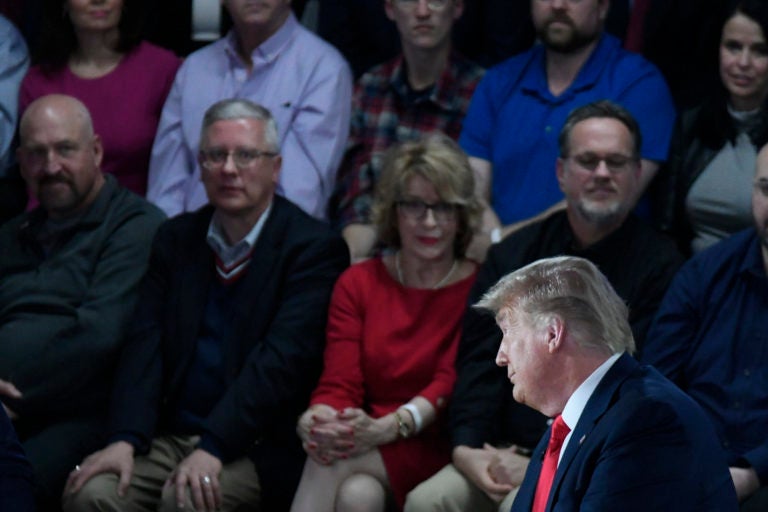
(405, 100, 684, 512)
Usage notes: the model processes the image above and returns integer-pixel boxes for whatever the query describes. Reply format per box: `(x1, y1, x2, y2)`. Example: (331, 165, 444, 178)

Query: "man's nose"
(495, 346, 508, 367)
(42, 151, 63, 175)
(415, 0, 431, 16)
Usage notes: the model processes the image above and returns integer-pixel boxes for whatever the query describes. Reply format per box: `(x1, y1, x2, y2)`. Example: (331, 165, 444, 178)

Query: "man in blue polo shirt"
(642, 143, 768, 511)
(461, 0, 675, 245)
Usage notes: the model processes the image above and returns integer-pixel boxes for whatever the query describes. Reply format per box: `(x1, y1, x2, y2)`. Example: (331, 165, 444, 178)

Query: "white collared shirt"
(206, 203, 273, 267)
(558, 352, 623, 464)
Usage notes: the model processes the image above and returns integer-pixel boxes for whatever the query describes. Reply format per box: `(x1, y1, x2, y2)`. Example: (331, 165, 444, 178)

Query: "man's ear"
(556, 158, 566, 192)
(384, 0, 396, 21)
(547, 315, 566, 354)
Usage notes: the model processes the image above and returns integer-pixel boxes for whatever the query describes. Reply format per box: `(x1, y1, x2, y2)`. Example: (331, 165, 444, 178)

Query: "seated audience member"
(20, 0, 181, 196)
(317, 0, 643, 78)
(145, 0, 309, 56)
(483, 256, 737, 511)
(405, 101, 683, 512)
(461, 0, 675, 246)
(653, 0, 768, 255)
(643, 143, 768, 510)
(0, 94, 165, 509)
(330, 0, 484, 262)
(317, 0, 535, 78)
(0, 14, 29, 223)
(63, 99, 349, 512)
(0, 406, 34, 511)
(291, 134, 481, 512)
(147, 0, 352, 220)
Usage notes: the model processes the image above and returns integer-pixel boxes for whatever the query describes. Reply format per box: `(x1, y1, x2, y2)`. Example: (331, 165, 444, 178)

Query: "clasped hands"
(297, 404, 392, 466)
(452, 444, 530, 503)
(64, 441, 223, 512)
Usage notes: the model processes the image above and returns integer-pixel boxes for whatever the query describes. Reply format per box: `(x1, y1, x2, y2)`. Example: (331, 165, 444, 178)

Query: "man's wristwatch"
(394, 410, 412, 439)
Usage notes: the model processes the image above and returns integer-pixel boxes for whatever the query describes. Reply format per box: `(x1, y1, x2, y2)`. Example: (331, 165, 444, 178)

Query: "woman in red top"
(291, 134, 481, 511)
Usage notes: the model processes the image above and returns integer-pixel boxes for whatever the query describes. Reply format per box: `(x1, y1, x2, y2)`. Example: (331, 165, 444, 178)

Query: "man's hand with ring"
(165, 448, 222, 511)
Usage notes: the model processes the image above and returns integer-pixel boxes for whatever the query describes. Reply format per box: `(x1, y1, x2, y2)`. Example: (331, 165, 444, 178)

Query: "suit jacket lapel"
(168, 209, 215, 392)
(546, 353, 638, 510)
(222, 199, 285, 372)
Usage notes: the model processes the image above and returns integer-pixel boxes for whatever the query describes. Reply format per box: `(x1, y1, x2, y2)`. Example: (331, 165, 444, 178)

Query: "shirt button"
(744, 369, 751, 377)
(545, 126, 552, 133)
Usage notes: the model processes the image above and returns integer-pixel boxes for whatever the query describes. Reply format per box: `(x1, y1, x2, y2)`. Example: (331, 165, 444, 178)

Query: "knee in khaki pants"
(404, 464, 495, 512)
(404, 464, 519, 512)
(63, 473, 129, 512)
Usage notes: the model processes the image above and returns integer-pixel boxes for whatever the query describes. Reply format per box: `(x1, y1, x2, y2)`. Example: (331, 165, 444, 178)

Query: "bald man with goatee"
(0, 94, 164, 509)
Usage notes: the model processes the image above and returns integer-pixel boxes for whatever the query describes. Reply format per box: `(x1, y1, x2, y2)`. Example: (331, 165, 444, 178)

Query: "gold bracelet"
(393, 410, 412, 439)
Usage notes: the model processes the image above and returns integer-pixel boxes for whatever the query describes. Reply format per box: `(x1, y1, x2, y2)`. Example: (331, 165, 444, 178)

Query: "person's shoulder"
(0, 210, 32, 239)
(623, 217, 682, 261)
(131, 41, 182, 68)
(291, 22, 348, 68)
(686, 228, 756, 275)
(0, 14, 24, 41)
(21, 63, 56, 87)
(603, 36, 666, 83)
(477, 45, 540, 90)
(503, 210, 565, 246)
(95, 180, 162, 226)
(180, 37, 228, 68)
(356, 56, 400, 91)
(337, 257, 382, 288)
(618, 364, 711, 429)
(450, 52, 486, 81)
(269, 197, 343, 244)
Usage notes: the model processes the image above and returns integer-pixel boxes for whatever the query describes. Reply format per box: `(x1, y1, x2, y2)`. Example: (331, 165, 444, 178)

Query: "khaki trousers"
(62, 435, 260, 512)
(403, 463, 518, 512)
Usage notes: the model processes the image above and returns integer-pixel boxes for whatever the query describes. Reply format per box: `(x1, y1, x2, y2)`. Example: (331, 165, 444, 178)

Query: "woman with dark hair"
(655, 0, 768, 254)
(291, 134, 480, 512)
(20, 0, 180, 196)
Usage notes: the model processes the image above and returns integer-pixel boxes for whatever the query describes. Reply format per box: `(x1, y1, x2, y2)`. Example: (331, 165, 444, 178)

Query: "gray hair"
(558, 100, 642, 160)
(476, 256, 635, 355)
(199, 98, 280, 152)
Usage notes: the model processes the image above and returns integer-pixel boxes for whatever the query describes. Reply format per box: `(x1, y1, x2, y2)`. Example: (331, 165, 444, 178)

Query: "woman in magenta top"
(21, 0, 180, 196)
(291, 134, 481, 511)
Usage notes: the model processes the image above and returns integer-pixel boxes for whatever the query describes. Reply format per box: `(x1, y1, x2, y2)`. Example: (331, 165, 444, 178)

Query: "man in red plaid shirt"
(329, 0, 484, 262)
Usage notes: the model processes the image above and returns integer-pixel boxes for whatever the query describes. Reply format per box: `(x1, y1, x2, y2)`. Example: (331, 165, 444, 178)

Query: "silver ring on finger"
(202, 475, 212, 485)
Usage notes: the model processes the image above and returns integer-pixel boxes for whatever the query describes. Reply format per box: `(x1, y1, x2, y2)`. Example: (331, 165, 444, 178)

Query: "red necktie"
(532, 415, 571, 512)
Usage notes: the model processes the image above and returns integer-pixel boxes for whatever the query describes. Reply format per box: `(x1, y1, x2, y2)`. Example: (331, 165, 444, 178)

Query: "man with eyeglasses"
(405, 101, 683, 512)
(460, 0, 676, 253)
(0, 94, 165, 510)
(63, 99, 349, 512)
(147, 0, 352, 222)
(641, 143, 768, 510)
(330, 0, 484, 262)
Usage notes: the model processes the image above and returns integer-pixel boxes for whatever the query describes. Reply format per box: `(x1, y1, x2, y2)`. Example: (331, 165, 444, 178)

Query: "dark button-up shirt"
(643, 228, 768, 482)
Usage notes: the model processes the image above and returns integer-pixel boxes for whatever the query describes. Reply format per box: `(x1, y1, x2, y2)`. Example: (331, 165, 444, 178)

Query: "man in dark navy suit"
(480, 256, 737, 512)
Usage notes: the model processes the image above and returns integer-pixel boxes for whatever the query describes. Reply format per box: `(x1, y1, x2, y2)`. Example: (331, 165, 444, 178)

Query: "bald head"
(17, 94, 104, 219)
(20, 94, 94, 142)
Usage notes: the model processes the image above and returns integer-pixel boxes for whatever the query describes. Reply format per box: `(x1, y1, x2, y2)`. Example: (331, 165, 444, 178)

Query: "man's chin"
(577, 201, 625, 225)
